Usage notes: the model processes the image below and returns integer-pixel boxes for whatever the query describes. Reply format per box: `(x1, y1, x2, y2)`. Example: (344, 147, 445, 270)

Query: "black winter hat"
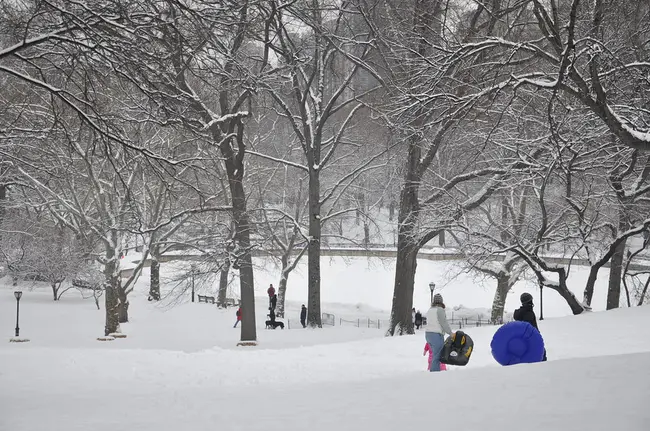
(520, 292, 533, 305)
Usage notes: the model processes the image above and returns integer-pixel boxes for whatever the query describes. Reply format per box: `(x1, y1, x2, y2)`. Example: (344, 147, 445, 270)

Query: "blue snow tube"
(490, 321, 545, 366)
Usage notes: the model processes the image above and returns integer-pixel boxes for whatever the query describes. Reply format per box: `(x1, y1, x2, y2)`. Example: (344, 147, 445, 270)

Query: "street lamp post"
(429, 282, 435, 304)
(191, 264, 196, 303)
(539, 284, 544, 321)
(14, 291, 22, 337)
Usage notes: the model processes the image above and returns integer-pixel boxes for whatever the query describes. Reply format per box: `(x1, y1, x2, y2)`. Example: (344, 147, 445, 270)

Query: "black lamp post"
(191, 264, 196, 303)
(539, 284, 544, 321)
(14, 291, 22, 337)
(429, 282, 435, 304)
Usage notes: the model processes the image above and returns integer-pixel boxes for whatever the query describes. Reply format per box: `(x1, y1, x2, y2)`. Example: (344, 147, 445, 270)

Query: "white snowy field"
(1, 256, 649, 430)
(0, 255, 620, 351)
(250, 255, 616, 318)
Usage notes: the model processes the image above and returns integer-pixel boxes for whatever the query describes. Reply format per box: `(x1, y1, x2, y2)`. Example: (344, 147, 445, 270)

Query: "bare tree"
(251, 155, 309, 318)
(451, 189, 531, 323)
(95, 0, 285, 342)
(254, 0, 389, 327)
(358, 0, 543, 335)
(505, 0, 650, 151)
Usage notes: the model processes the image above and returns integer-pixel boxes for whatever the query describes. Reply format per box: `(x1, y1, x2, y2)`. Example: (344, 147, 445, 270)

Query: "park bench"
(197, 295, 215, 304)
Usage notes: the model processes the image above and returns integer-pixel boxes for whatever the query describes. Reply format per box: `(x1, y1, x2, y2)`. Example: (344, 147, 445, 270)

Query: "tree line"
(1, 0, 649, 341)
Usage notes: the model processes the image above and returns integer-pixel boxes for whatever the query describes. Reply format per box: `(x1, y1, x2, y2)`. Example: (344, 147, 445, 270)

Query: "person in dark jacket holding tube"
(514, 292, 547, 361)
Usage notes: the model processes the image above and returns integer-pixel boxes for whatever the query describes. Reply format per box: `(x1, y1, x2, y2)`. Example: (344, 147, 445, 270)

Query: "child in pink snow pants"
(424, 343, 447, 371)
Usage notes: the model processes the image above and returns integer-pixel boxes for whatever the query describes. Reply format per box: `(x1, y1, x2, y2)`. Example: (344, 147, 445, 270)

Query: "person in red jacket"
(233, 307, 242, 328)
(267, 284, 276, 309)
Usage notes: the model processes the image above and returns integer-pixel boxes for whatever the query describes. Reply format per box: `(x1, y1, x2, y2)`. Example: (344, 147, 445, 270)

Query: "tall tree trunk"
(307, 170, 322, 327)
(363, 222, 370, 247)
(217, 258, 230, 308)
(389, 238, 418, 335)
(607, 238, 627, 310)
(607, 208, 630, 310)
(388, 133, 422, 336)
(490, 275, 510, 324)
(52, 283, 59, 301)
(583, 265, 600, 307)
(622, 270, 632, 307)
(0, 185, 5, 243)
(117, 285, 129, 323)
(103, 258, 120, 336)
(214, 117, 256, 342)
(276, 255, 290, 318)
(149, 259, 160, 301)
(231, 183, 256, 341)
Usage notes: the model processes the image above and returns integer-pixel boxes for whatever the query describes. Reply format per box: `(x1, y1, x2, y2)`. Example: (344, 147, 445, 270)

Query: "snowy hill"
(1, 278, 650, 430)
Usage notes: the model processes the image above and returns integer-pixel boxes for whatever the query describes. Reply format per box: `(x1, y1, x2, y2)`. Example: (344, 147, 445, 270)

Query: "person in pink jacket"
(424, 343, 447, 371)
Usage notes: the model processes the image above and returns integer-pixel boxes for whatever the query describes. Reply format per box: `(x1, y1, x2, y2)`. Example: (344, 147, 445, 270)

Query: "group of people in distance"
(233, 284, 308, 329)
(421, 292, 546, 372)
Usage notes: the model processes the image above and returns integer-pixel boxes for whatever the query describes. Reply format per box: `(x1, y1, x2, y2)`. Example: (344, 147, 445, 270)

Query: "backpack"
(440, 331, 474, 366)
(236, 308, 241, 317)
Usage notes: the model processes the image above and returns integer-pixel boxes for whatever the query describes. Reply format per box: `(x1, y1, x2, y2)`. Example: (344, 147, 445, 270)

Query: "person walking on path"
(514, 292, 547, 361)
(425, 293, 454, 372)
(233, 307, 242, 328)
(300, 304, 307, 328)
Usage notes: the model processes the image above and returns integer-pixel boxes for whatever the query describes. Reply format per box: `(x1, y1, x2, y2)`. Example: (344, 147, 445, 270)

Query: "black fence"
(263, 313, 507, 330)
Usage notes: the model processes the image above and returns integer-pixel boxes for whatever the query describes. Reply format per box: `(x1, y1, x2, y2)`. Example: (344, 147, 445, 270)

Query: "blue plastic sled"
(491, 321, 545, 366)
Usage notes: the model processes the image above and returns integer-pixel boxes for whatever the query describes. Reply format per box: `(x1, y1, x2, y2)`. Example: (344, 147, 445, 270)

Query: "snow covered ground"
(252, 255, 615, 318)
(1, 257, 649, 430)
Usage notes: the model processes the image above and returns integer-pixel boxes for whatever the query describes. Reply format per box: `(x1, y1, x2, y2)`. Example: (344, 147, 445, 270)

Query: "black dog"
(265, 320, 284, 330)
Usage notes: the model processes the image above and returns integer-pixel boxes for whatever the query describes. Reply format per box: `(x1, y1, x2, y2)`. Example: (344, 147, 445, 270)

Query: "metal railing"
(258, 312, 509, 330)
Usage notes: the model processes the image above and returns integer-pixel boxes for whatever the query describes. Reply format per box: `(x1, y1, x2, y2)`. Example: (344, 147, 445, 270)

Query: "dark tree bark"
(276, 257, 290, 318)
(149, 259, 160, 301)
(217, 258, 230, 308)
(389, 238, 419, 335)
(307, 170, 322, 327)
(0, 185, 7, 244)
(209, 117, 257, 341)
(583, 265, 600, 307)
(387, 139, 421, 335)
(490, 274, 511, 324)
(103, 257, 120, 336)
(607, 236, 627, 310)
(553, 277, 587, 315)
(117, 285, 129, 323)
(51, 283, 63, 301)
